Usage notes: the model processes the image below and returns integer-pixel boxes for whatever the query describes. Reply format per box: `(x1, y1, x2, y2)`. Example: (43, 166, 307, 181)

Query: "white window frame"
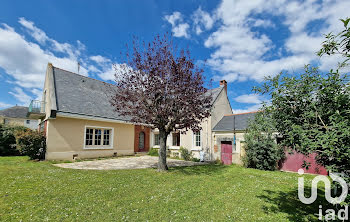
(83, 125, 114, 149)
(153, 132, 160, 147)
(171, 132, 181, 147)
(192, 130, 202, 151)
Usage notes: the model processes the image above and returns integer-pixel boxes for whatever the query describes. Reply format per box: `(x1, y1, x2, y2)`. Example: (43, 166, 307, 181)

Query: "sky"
(0, 0, 349, 113)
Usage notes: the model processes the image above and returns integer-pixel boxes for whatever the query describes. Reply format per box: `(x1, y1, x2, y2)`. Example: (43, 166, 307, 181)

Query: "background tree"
(110, 34, 212, 171)
(254, 65, 349, 175)
(253, 18, 350, 175)
(243, 112, 284, 171)
(318, 17, 350, 68)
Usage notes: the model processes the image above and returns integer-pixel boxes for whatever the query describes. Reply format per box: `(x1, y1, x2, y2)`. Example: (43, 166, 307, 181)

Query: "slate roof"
(0, 106, 29, 119)
(52, 67, 223, 121)
(212, 111, 258, 131)
(206, 86, 224, 105)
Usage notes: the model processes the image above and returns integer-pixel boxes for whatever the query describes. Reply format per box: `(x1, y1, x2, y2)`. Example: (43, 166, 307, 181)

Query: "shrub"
(15, 130, 46, 160)
(148, 147, 159, 156)
(192, 157, 200, 162)
(243, 112, 284, 171)
(179, 146, 192, 161)
(0, 124, 28, 156)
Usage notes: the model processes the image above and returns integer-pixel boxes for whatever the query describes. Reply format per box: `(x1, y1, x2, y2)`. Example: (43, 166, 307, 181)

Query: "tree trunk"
(158, 129, 168, 171)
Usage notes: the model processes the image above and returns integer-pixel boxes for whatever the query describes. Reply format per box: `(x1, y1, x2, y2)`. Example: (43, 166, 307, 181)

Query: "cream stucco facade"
(212, 131, 246, 165)
(150, 85, 233, 160)
(45, 116, 134, 160)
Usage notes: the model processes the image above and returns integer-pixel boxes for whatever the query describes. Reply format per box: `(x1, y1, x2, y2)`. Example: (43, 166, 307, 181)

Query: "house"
(149, 80, 233, 160)
(212, 111, 257, 164)
(28, 63, 141, 160)
(29, 63, 232, 160)
(0, 105, 38, 130)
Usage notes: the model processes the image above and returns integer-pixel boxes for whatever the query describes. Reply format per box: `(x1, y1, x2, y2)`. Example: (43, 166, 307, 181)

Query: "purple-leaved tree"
(110, 34, 212, 171)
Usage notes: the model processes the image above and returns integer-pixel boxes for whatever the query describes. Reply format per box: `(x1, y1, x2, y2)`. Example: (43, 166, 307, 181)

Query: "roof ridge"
(52, 66, 115, 86)
(225, 110, 261, 116)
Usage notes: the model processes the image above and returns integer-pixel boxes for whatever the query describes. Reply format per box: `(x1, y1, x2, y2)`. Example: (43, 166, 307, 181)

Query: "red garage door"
(221, 141, 232, 165)
(279, 150, 327, 175)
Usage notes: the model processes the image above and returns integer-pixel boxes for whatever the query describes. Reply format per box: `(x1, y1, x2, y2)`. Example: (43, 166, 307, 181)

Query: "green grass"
(0, 156, 330, 221)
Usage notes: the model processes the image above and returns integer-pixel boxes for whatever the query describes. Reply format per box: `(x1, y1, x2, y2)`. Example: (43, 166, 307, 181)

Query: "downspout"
(233, 115, 236, 151)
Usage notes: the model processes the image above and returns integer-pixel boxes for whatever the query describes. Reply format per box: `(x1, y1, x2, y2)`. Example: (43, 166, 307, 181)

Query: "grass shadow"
(168, 163, 228, 176)
(257, 186, 334, 221)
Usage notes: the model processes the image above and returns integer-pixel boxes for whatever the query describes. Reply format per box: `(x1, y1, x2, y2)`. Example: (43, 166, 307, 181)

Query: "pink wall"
(279, 150, 327, 175)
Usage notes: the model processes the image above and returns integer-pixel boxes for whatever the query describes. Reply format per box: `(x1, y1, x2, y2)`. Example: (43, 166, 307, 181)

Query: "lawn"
(0, 156, 330, 221)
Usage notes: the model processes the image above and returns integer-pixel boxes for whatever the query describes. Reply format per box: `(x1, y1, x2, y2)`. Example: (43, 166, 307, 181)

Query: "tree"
(317, 17, 350, 68)
(110, 34, 212, 171)
(243, 112, 284, 171)
(254, 65, 349, 175)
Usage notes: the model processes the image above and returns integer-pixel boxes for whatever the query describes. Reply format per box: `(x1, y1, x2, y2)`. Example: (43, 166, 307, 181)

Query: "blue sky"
(0, 0, 349, 113)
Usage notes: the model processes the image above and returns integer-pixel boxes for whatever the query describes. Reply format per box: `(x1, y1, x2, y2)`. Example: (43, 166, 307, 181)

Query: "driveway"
(54, 155, 207, 170)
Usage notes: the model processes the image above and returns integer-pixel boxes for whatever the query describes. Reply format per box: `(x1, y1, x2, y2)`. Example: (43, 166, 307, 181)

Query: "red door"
(221, 141, 232, 165)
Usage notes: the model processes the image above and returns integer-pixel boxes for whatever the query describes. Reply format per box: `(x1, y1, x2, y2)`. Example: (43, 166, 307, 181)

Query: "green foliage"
(148, 147, 159, 156)
(15, 130, 46, 160)
(243, 112, 284, 171)
(254, 65, 350, 175)
(179, 146, 192, 161)
(0, 124, 28, 156)
(318, 17, 350, 68)
(191, 157, 200, 162)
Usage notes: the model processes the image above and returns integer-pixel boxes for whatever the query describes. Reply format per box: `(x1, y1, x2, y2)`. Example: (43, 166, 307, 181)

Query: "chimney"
(220, 80, 227, 94)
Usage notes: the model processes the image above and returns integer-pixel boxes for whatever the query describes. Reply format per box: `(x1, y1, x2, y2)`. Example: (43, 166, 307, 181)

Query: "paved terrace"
(54, 155, 207, 170)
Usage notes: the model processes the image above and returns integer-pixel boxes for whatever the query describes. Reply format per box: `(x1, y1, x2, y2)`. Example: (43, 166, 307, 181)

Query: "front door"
(138, 132, 145, 151)
(221, 141, 232, 165)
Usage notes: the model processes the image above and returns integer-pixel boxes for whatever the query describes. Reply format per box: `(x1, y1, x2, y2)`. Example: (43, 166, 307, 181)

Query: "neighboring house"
(212, 111, 257, 164)
(0, 105, 38, 130)
(150, 80, 233, 160)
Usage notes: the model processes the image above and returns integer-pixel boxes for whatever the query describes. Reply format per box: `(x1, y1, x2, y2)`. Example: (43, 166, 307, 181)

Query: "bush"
(192, 157, 200, 162)
(148, 147, 159, 156)
(179, 146, 192, 161)
(243, 112, 284, 171)
(15, 130, 46, 160)
(0, 124, 28, 156)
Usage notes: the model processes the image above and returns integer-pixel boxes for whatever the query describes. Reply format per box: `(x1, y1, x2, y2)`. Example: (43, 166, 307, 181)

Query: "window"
(103, 130, 110, 145)
(172, 133, 180, 146)
(85, 127, 112, 148)
(194, 131, 201, 147)
(154, 133, 160, 146)
(139, 132, 145, 149)
(26, 120, 30, 124)
(94, 129, 102, 145)
(85, 128, 93, 145)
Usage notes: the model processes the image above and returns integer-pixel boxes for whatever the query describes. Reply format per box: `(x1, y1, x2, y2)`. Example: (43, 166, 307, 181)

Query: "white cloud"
(232, 104, 261, 114)
(90, 55, 111, 64)
(0, 102, 13, 109)
(164, 12, 182, 26)
(192, 7, 215, 34)
(172, 23, 190, 38)
(170, 0, 350, 82)
(164, 12, 190, 38)
(252, 19, 275, 28)
(234, 94, 262, 104)
(0, 18, 120, 105)
(9, 87, 32, 106)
